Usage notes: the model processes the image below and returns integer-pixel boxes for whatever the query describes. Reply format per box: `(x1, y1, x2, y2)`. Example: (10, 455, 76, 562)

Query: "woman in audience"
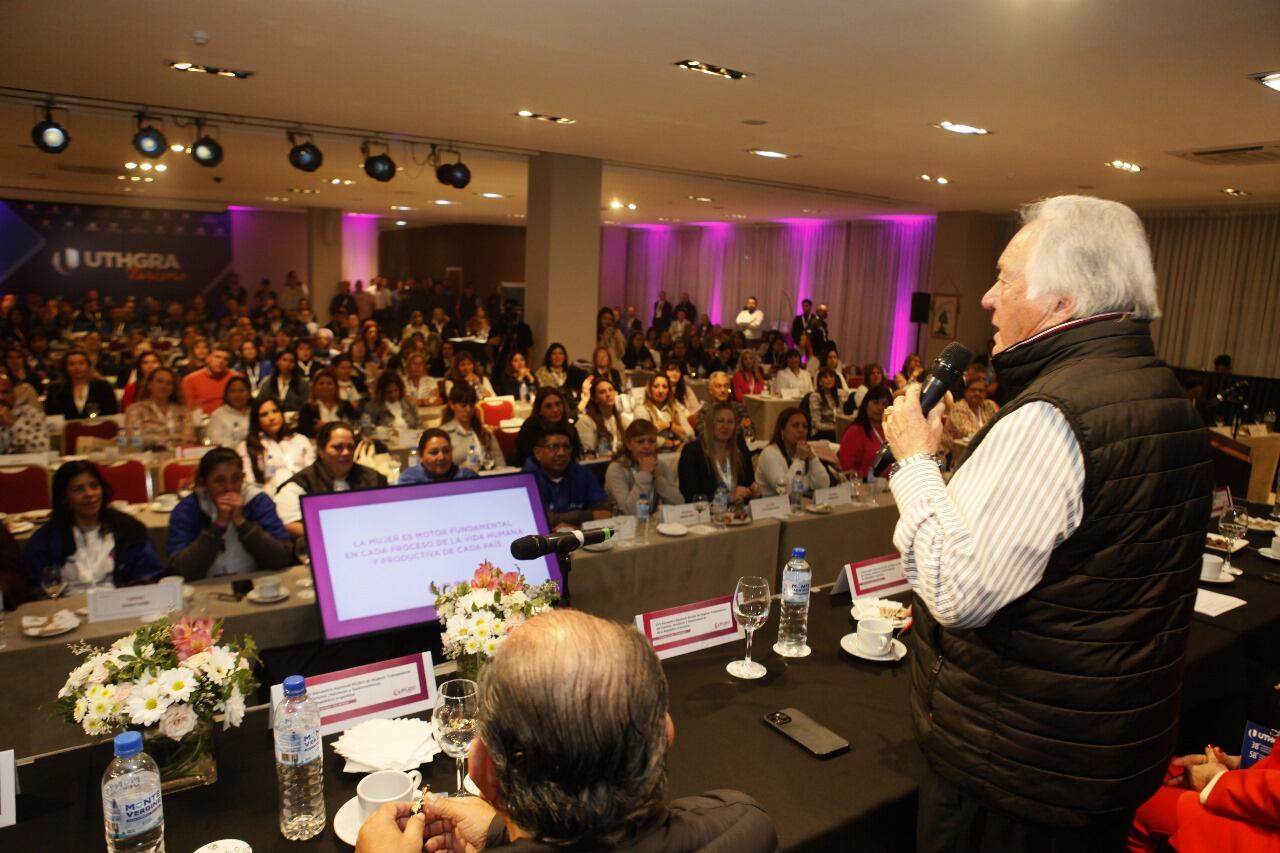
(205, 375, 253, 448)
(846, 362, 889, 413)
(237, 339, 272, 392)
(365, 370, 422, 431)
(81, 330, 119, 380)
(175, 336, 210, 375)
(761, 334, 789, 372)
(348, 338, 375, 386)
(297, 367, 359, 439)
(663, 360, 702, 421)
(238, 397, 314, 492)
(893, 353, 924, 393)
(493, 349, 538, 399)
(400, 351, 443, 406)
(838, 385, 891, 479)
(466, 308, 491, 341)
(444, 351, 495, 400)
(4, 344, 45, 403)
(756, 406, 831, 497)
(293, 339, 317, 380)
(945, 377, 999, 444)
(401, 309, 429, 342)
(579, 346, 621, 405)
(24, 461, 164, 595)
(429, 339, 456, 377)
(332, 353, 366, 405)
(678, 400, 759, 504)
(577, 376, 630, 458)
(810, 344, 849, 389)
(166, 447, 294, 579)
(605, 419, 683, 515)
(597, 307, 626, 369)
(124, 366, 195, 449)
(807, 368, 841, 441)
(623, 330, 657, 370)
(632, 373, 691, 450)
(44, 349, 119, 419)
(732, 348, 767, 402)
(398, 427, 479, 484)
(795, 332, 817, 369)
(534, 342, 584, 403)
(274, 422, 388, 537)
(440, 383, 504, 471)
(515, 387, 581, 466)
(260, 348, 310, 412)
(118, 349, 161, 410)
(774, 349, 816, 397)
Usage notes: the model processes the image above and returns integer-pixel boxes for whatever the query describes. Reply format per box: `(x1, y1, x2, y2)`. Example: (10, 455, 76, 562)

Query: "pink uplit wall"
(342, 213, 380, 286)
(229, 207, 308, 292)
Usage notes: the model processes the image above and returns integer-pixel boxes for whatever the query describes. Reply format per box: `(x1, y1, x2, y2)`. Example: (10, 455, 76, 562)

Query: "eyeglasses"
(537, 443, 573, 453)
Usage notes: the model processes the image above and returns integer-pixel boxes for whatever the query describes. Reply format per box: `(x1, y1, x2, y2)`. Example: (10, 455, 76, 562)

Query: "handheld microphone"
(870, 342, 972, 478)
(1215, 380, 1248, 403)
(510, 528, 613, 560)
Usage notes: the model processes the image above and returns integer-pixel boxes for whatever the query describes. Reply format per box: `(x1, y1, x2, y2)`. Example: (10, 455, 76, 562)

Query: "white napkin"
(1194, 588, 1247, 617)
(22, 609, 80, 634)
(332, 717, 439, 773)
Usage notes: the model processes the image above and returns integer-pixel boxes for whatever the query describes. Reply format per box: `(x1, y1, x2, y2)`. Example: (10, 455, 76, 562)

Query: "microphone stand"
(554, 539, 577, 608)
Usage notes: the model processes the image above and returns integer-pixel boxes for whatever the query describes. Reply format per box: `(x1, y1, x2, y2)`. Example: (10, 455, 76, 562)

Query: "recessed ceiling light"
(674, 59, 751, 80)
(729, 213, 747, 219)
(1221, 187, 1251, 196)
(330, 178, 341, 185)
(477, 192, 507, 199)
(936, 177, 949, 185)
(1105, 159, 1143, 173)
(142, 176, 153, 182)
(116, 175, 125, 180)
(395, 220, 407, 226)
(154, 164, 167, 172)
(515, 110, 575, 124)
(343, 179, 355, 185)
(139, 162, 153, 171)
(920, 174, 931, 181)
(169, 143, 185, 153)
(932, 120, 990, 135)
(125, 162, 137, 170)
(1249, 71, 1280, 92)
(627, 203, 637, 210)
(609, 200, 624, 210)
(432, 199, 455, 206)
(130, 176, 140, 182)
(391, 205, 413, 211)
(169, 60, 253, 79)
(748, 149, 797, 159)
(742, 119, 768, 126)
(689, 195, 714, 203)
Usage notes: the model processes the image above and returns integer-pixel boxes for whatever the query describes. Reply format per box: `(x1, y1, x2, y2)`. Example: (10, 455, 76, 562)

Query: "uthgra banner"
(0, 198, 231, 302)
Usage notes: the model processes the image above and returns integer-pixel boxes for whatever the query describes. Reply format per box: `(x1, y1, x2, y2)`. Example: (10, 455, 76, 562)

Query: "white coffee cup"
(1271, 534, 1280, 554)
(357, 768, 422, 822)
(1200, 554, 1225, 581)
(256, 577, 281, 598)
(856, 617, 893, 656)
(155, 493, 178, 509)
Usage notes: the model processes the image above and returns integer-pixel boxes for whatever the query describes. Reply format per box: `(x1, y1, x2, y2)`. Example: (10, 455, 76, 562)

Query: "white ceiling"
(1, 0, 1278, 225)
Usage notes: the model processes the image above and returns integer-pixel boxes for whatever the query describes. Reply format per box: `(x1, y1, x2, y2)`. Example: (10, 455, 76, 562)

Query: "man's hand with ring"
(883, 383, 946, 462)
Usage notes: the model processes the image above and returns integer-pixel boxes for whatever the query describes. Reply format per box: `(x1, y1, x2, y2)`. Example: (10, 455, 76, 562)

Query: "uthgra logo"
(51, 248, 187, 281)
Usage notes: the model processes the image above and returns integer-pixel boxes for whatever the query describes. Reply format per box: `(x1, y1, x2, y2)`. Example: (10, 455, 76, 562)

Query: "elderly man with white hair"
(882, 196, 1213, 851)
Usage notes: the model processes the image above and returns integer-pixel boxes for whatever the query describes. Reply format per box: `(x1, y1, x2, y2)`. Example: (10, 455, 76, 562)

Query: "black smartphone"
(763, 708, 849, 757)
(1263, 571, 1280, 584)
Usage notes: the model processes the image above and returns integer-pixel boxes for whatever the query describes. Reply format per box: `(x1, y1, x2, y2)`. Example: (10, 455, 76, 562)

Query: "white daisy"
(158, 667, 197, 703)
(125, 684, 171, 726)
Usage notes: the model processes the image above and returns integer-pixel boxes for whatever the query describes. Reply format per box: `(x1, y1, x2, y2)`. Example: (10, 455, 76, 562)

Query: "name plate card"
(660, 503, 709, 526)
(831, 553, 910, 599)
(584, 516, 635, 541)
(0, 452, 48, 468)
(270, 652, 437, 736)
(87, 584, 184, 623)
(813, 483, 852, 507)
(177, 445, 213, 460)
(749, 495, 791, 521)
(1240, 720, 1277, 769)
(0, 749, 14, 829)
(634, 595, 743, 660)
(1210, 488, 1231, 519)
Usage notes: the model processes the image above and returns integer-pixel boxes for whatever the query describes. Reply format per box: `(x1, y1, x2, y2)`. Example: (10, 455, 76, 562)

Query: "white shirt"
(735, 308, 765, 341)
(774, 367, 814, 398)
(755, 444, 830, 496)
(205, 405, 250, 448)
(275, 477, 350, 526)
(237, 432, 315, 494)
(66, 525, 115, 592)
(889, 402, 1085, 629)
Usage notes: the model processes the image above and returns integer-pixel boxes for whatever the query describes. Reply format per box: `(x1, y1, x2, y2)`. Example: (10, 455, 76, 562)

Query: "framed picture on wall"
(930, 294, 958, 340)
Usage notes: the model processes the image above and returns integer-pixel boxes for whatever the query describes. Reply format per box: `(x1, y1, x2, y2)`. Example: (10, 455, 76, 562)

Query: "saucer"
(246, 588, 289, 604)
(149, 501, 177, 513)
(1246, 517, 1280, 533)
(334, 796, 361, 846)
(1205, 535, 1247, 554)
(1259, 547, 1280, 562)
(656, 522, 688, 537)
(839, 632, 907, 662)
(1200, 571, 1236, 585)
(6, 520, 34, 534)
(23, 620, 78, 638)
(804, 503, 834, 515)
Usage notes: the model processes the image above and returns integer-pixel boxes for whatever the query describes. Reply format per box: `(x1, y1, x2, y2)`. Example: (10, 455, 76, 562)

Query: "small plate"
(1206, 535, 1247, 554)
(24, 621, 78, 638)
(1259, 547, 1280, 562)
(851, 598, 910, 629)
(656, 522, 688, 537)
(246, 588, 290, 604)
(839, 632, 907, 662)
(6, 520, 34, 534)
(17, 509, 50, 523)
(1200, 571, 1236, 585)
(149, 501, 178, 514)
(804, 503, 834, 515)
(193, 841, 252, 853)
(334, 796, 361, 846)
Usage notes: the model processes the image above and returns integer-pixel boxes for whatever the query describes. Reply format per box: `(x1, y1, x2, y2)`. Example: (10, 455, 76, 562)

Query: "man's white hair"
(1021, 195, 1160, 320)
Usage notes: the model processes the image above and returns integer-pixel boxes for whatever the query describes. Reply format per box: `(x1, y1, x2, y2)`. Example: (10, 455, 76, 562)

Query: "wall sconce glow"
(1221, 187, 1251, 196)
(1249, 71, 1280, 92)
(610, 200, 624, 210)
(932, 121, 989, 135)
(748, 149, 797, 159)
(1105, 159, 1143, 173)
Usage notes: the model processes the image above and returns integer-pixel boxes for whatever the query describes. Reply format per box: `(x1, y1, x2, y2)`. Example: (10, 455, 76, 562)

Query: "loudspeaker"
(910, 291, 931, 324)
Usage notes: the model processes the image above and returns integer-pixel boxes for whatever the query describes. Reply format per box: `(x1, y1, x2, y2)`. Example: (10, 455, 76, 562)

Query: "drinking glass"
(727, 576, 771, 680)
(41, 564, 67, 600)
(85, 403, 101, 419)
(1218, 506, 1248, 577)
(434, 679, 479, 795)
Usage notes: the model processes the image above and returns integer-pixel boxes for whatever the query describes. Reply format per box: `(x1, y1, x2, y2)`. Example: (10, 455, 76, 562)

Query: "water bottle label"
(275, 728, 321, 766)
(781, 570, 810, 604)
(104, 775, 164, 839)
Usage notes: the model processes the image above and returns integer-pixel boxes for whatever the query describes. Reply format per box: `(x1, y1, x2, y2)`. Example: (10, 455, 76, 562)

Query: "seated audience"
(124, 366, 195, 450)
(205, 376, 253, 448)
(605, 419, 683, 515)
(297, 367, 359, 439)
(577, 376, 630, 458)
(756, 406, 831, 496)
(24, 461, 164, 594)
(774, 349, 815, 397)
(119, 350, 161, 410)
(0, 524, 24, 610)
(732, 348, 767, 401)
(236, 339, 273, 392)
(401, 351, 442, 407)
(440, 383, 504, 471)
(623, 329, 658, 370)
(360, 609, 777, 853)
(166, 448, 294, 579)
(806, 368, 841, 441)
(365, 370, 422, 431)
(515, 387, 581, 467)
(809, 344, 849, 390)
(294, 338, 317, 380)
(534, 342, 584, 405)
(892, 353, 924, 394)
(700, 371, 751, 435)
(678, 401, 759, 504)
(494, 350, 538, 399)
(238, 398, 315, 493)
(3, 344, 45, 402)
(259, 348, 309, 413)
(664, 360, 702, 421)
(522, 424, 611, 528)
(274, 422, 388, 537)
(444, 351, 495, 401)
(180, 344, 237, 416)
(45, 349, 119, 419)
(838, 385, 890, 479)
(0, 374, 50, 454)
(632, 373, 692, 450)
(332, 353, 366, 405)
(945, 377, 999, 444)
(846, 362, 888, 413)
(597, 307, 627, 368)
(580, 345, 622, 401)
(398, 428, 480, 484)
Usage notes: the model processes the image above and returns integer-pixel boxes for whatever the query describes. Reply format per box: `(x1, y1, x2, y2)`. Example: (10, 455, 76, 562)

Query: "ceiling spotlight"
(932, 120, 990, 135)
(395, 220, 407, 226)
(1249, 71, 1280, 92)
(432, 199, 456, 206)
(936, 177, 949, 185)
(125, 161, 138, 170)
(154, 164, 167, 172)
(1221, 187, 1251, 196)
(1105, 159, 1143, 173)
(362, 141, 396, 182)
(391, 205, 413, 211)
(169, 143, 186, 153)
(287, 133, 323, 172)
(748, 149, 796, 159)
(433, 150, 471, 189)
(477, 192, 506, 199)
(190, 123, 223, 167)
(514, 110, 575, 124)
(169, 60, 253, 79)
(609, 200, 624, 210)
(139, 162, 153, 171)
(31, 107, 70, 154)
(689, 195, 714, 203)
(132, 114, 167, 158)
(627, 202, 637, 210)
(674, 59, 751, 80)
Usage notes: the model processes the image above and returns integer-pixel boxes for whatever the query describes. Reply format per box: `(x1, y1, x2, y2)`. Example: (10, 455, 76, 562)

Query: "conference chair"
(64, 419, 120, 455)
(0, 465, 52, 513)
(97, 459, 152, 504)
(161, 460, 199, 494)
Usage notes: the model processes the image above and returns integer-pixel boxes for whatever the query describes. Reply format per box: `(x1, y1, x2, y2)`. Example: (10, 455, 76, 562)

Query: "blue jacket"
(166, 487, 295, 580)
(398, 464, 479, 484)
(167, 488, 289, 553)
(23, 510, 164, 594)
(520, 458, 609, 526)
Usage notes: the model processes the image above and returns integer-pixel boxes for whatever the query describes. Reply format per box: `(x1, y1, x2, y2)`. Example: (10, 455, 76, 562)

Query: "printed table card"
(831, 553, 909, 598)
(813, 483, 852, 507)
(270, 652, 437, 736)
(749, 495, 791, 521)
(660, 502, 710, 526)
(0, 749, 14, 828)
(1210, 487, 1232, 519)
(635, 595, 743, 660)
(87, 583, 184, 623)
(1240, 720, 1277, 769)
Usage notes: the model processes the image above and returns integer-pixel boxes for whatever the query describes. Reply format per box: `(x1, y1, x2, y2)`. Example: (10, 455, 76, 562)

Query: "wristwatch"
(885, 452, 943, 481)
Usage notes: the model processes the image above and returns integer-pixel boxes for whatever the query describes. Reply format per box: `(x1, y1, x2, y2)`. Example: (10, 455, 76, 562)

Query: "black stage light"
(132, 115, 167, 158)
(32, 109, 70, 153)
(288, 134, 323, 172)
(191, 133, 223, 167)
(362, 142, 396, 182)
(434, 154, 471, 189)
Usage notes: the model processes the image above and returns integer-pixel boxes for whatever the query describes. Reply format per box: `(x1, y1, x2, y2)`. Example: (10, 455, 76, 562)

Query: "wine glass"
(41, 564, 67, 600)
(1219, 506, 1248, 577)
(434, 679, 479, 795)
(727, 576, 771, 680)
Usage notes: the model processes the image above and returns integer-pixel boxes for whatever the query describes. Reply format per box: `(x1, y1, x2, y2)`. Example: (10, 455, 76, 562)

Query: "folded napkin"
(22, 609, 80, 634)
(332, 717, 439, 773)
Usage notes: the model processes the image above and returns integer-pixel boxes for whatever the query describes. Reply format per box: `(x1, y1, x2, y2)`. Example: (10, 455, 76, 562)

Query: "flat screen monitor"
(300, 472, 560, 641)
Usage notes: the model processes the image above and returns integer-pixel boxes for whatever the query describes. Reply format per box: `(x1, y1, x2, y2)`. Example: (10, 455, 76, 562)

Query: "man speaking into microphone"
(882, 196, 1213, 852)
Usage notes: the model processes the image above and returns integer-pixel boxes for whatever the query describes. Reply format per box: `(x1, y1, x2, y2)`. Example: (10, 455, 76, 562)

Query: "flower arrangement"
(431, 562, 559, 670)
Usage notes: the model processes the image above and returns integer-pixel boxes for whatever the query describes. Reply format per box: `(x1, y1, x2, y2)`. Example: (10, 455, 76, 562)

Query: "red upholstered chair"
(65, 419, 120, 455)
(98, 459, 152, 504)
(495, 429, 519, 466)
(0, 465, 52, 513)
(480, 399, 515, 427)
(160, 460, 199, 494)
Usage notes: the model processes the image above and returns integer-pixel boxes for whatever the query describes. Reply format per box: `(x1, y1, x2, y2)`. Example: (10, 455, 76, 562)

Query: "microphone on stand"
(1215, 379, 1248, 404)
(510, 528, 614, 560)
(870, 342, 972, 478)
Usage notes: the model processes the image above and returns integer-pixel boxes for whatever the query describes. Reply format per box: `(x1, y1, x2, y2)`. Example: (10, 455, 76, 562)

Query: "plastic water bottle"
(129, 431, 143, 454)
(467, 440, 482, 470)
(102, 731, 164, 853)
(519, 380, 529, 403)
(274, 675, 326, 840)
(775, 547, 812, 657)
(360, 412, 374, 440)
(116, 431, 129, 456)
(712, 484, 730, 528)
(636, 490, 651, 540)
(596, 434, 611, 458)
(789, 467, 806, 513)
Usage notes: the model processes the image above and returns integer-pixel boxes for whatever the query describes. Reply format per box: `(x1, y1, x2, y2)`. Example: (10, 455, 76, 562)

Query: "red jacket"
(731, 370, 765, 402)
(838, 422, 885, 479)
(1173, 750, 1280, 852)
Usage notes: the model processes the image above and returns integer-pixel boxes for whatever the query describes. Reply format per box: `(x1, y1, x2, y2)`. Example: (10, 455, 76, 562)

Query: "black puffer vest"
(282, 460, 387, 496)
(910, 315, 1213, 828)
